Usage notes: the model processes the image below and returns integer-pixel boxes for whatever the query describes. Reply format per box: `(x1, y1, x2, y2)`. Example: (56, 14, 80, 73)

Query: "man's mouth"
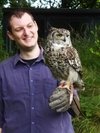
(24, 36, 33, 42)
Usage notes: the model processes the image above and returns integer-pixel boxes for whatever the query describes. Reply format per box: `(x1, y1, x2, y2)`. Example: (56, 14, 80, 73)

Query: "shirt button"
(32, 93, 34, 96)
(32, 107, 34, 110)
(32, 122, 35, 125)
(30, 68, 32, 70)
(31, 79, 33, 82)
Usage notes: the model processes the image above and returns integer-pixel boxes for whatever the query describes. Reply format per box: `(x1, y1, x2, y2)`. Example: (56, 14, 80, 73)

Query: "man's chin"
(21, 45, 35, 52)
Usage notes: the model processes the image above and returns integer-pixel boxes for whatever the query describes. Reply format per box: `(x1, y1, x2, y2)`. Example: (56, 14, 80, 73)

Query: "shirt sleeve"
(0, 76, 4, 128)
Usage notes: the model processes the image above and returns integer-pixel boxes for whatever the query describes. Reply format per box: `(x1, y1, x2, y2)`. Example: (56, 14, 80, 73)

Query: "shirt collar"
(14, 47, 45, 66)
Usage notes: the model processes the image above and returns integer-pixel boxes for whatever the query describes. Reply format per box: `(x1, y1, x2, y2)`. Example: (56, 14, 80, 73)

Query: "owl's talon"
(59, 80, 71, 91)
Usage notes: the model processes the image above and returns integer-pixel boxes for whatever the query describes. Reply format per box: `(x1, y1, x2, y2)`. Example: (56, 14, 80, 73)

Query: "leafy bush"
(90, 25, 100, 57)
(72, 26, 100, 133)
(0, 30, 10, 61)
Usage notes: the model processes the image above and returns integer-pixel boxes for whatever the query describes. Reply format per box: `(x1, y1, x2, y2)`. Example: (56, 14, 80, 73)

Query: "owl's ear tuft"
(66, 24, 73, 32)
(49, 27, 57, 32)
(46, 22, 57, 32)
(65, 24, 74, 35)
(47, 22, 52, 31)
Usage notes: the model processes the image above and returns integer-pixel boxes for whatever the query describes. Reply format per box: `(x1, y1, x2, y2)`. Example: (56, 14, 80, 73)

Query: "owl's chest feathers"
(44, 46, 70, 79)
(45, 45, 75, 63)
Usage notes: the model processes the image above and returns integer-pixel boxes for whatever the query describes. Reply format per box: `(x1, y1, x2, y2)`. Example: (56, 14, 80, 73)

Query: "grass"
(72, 30, 100, 133)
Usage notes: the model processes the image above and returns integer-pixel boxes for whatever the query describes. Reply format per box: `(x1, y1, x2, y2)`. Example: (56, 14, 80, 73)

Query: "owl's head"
(47, 27, 72, 50)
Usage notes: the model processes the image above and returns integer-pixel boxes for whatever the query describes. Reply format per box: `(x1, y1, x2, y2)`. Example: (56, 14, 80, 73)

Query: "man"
(0, 9, 78, 133)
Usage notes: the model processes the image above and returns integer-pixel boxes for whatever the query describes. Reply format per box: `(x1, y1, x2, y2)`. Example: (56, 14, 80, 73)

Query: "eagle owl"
(43, 27, 85, 91)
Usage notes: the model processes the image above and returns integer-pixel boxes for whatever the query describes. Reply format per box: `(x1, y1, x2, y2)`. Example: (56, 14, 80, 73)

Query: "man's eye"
(28, 24, 33, 28)
(15, 28, 23, 32)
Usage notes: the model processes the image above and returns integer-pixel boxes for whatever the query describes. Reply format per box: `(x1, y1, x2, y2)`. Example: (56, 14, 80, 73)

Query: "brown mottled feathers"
(43, 27, 85, 90)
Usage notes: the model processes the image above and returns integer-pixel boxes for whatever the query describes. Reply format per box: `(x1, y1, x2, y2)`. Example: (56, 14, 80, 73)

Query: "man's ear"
(34, 21, 38, 31)
(7, 31, 14, 40)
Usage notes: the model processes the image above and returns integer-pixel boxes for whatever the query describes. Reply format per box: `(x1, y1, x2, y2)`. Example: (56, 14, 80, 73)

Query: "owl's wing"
(65, 47, 83, 77)
(63, 47, 85, 90)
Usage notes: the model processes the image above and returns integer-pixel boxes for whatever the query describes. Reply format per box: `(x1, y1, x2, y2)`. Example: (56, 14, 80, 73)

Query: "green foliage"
(0, 45, 10, 61)
(73, 116, 100, 133)
(90, 25, 100, 57)
(80, 0, 99, 8)
(81, 95, 100, 118)
(0, 0, 8, 7)
(63, 0, 100, 9)
(0, 0, 100, 9)
(0, 30, 9, 61)
(9, 0, 31, 7)
(72, 26, 100, 133)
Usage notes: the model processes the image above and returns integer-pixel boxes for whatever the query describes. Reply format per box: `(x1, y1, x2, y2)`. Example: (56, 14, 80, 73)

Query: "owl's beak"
(63, 37, 66, 42)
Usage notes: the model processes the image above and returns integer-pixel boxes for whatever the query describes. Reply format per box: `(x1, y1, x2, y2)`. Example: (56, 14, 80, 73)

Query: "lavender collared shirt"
(0, 50, 74, 133)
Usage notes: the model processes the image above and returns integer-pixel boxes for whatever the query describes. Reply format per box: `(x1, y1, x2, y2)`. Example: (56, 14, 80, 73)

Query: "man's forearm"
(0, 128, 2, 133)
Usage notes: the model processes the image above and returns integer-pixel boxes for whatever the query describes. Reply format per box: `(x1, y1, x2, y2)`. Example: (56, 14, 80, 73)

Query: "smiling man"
(0, 9, 76, 133)
(7, 11, 39, 59)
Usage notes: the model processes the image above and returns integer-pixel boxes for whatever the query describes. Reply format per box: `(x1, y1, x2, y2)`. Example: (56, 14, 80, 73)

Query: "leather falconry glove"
(49, 81, 74, 112)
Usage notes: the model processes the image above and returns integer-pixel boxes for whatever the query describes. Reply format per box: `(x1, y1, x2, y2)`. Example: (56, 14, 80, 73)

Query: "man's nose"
(23, 28, 30, 36)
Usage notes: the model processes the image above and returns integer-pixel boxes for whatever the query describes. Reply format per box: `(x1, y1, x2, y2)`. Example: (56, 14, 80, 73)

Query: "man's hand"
(49, 82, 73, 112)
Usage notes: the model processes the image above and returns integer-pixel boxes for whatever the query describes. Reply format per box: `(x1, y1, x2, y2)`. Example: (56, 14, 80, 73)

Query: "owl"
(43, 27, 85, 91)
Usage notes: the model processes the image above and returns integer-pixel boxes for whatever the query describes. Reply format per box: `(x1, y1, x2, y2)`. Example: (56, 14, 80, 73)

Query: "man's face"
(8, 13, 38, 51)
